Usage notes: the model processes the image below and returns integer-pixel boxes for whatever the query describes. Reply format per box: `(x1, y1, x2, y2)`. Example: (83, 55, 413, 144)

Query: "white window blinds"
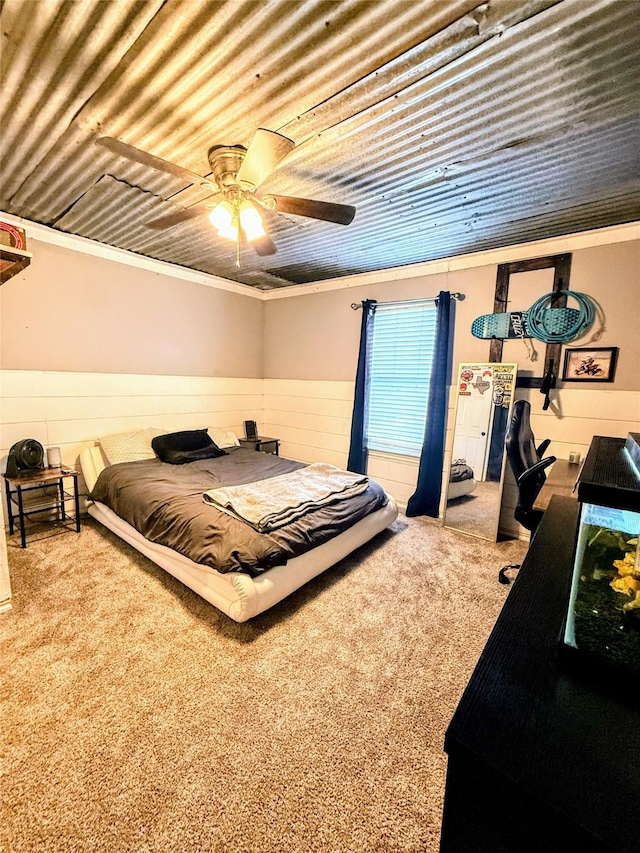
(367, 300, 437, 456)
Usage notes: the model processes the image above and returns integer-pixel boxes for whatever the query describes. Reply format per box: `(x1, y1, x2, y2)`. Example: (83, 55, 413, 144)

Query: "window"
(367, 300, 437, 456)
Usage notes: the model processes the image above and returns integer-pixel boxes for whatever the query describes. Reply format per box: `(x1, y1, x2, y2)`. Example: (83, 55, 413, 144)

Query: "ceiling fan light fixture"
(209, 200, 236, 238)
(107, 128, 357, 258)
(238, 199, 266, 242)
(218, 223, 239, 242)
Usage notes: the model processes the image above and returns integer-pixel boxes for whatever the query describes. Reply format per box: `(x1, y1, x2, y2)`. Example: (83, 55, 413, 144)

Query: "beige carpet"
(1, 515, 526, 853)
(444, 481, 502, 539)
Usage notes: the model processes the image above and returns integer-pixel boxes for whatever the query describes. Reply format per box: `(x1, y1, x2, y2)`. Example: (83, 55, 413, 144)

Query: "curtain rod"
(350, 293, 464, 309)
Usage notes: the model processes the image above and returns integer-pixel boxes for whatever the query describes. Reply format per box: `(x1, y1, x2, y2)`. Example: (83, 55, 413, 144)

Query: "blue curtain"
(347, 299, 376, 474)
(406, 291, 452, 517)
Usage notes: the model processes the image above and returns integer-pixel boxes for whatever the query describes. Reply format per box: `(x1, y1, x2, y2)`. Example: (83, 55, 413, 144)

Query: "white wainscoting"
(264, 378, 426, 507)
(0, 503, 10, 610)
(264, 379, 471, 511)
(265, 378, 639, 539)
(2, 371, 637, 539)
(499, 387, 640, 538)
(0, 370, 264, 502)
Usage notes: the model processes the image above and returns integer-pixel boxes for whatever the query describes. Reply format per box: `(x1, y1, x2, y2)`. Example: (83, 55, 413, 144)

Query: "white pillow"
(208, 427, 240, 448)
(99, 427, 163, 465)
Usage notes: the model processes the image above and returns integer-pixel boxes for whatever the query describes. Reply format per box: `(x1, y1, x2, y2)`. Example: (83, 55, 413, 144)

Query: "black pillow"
(151, 429, 227, 465)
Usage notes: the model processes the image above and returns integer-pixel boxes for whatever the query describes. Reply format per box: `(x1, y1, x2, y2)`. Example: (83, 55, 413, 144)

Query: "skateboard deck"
(471, 308, 582, 340)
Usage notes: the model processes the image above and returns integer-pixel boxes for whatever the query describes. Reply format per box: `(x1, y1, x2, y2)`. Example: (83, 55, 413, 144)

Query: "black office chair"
(498, 400, 556, 584)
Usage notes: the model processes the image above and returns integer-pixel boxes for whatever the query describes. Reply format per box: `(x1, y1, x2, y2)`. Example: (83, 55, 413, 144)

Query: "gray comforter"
(89, 447, 388, 576)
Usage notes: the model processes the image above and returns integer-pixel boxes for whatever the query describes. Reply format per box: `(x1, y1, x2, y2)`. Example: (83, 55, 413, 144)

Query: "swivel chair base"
(498, 564, 521, 585)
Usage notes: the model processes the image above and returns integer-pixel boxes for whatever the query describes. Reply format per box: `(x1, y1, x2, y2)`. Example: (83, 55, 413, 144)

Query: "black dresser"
(440, 495, 639, 853)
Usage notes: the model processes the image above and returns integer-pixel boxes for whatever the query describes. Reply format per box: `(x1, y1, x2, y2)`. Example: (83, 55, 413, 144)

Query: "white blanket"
(203, 463, 369, 532)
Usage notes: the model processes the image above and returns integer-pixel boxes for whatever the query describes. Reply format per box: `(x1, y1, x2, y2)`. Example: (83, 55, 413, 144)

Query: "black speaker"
(5, 439, 45, 477)
(244, 420, 258, 441)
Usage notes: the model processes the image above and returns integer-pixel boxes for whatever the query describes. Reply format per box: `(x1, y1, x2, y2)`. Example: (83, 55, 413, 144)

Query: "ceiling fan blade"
(236, 129, 295, 189)
(146, 204, 213, 230)
(96, 136, 217, 191)
(251, 234, 277, 256)
(270, 194, 356, 226)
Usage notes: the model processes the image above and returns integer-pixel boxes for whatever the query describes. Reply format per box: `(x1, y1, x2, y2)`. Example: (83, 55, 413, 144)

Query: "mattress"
(80, 446, 398, 622)
(447, 458, 477, 500)
(447, 478, 477, 500)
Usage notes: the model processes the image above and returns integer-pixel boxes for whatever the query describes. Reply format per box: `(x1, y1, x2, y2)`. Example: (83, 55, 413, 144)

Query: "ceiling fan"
(96, 129, 356, 263)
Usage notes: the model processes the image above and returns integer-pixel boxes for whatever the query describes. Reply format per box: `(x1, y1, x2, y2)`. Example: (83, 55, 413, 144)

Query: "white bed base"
(80, 447, 398, 623)
(447, 477, 477, 501)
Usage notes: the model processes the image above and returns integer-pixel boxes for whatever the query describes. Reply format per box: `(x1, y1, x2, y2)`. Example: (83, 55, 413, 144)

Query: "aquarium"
(563, 434, 640, 677)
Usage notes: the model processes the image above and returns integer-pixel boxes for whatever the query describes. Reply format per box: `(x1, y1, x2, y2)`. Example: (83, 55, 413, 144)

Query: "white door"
(452, 370, 494, 479)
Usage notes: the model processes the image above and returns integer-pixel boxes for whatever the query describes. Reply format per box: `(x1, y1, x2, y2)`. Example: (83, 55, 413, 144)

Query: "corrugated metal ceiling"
(1, 0, 639, 289)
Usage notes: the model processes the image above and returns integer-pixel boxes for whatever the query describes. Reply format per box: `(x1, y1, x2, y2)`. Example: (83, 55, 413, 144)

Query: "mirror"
(444, 362, 518, 541)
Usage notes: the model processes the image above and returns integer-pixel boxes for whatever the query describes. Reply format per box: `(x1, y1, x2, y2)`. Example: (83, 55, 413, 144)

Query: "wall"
(0, 232, 265, 604)
(1, 237, 265, 482)
(1, 239, 263, 377)
(0, 370, 263, 498)
(0, 507, 9, 610)
(263, 238, 640, 535)
(1, 224, 639, 595)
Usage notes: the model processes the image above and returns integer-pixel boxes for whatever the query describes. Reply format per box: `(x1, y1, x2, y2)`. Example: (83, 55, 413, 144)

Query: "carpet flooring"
(1, 515, 526, 853)
(443, 481, 503, 539)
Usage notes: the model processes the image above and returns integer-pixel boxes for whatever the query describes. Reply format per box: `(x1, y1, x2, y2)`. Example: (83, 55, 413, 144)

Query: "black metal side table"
(238, 436, 280, 455)
(3, 466, 81, 548)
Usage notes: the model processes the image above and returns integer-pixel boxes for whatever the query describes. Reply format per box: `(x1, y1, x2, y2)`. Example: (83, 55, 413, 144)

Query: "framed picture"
(562, 347, 618, 382)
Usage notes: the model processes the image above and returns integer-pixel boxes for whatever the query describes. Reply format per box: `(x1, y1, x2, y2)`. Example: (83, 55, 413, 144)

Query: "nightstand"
(3, 466, 81, 548)
(238, 436, 280, 455)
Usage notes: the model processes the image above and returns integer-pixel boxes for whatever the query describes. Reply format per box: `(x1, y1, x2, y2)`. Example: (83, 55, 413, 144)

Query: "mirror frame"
(444, 362, 518, 541)
(490, 253, 571, 389)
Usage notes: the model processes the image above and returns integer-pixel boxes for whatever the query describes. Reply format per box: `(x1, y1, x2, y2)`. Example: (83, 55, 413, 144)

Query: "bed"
(80, 427, 398, 622)
(446, 458, 477, 501)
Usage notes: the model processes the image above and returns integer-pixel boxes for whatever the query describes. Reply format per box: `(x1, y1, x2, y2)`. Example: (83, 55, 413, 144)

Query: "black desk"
(440, 496, 639, 853)
(533, 458, 580, 511)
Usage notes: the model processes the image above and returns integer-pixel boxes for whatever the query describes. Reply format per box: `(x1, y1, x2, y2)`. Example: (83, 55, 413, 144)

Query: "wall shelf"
(0, 245, 32, 284)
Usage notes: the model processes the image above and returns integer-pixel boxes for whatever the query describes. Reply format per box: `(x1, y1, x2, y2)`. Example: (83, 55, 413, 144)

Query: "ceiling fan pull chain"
(235, 199, 241, 267)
